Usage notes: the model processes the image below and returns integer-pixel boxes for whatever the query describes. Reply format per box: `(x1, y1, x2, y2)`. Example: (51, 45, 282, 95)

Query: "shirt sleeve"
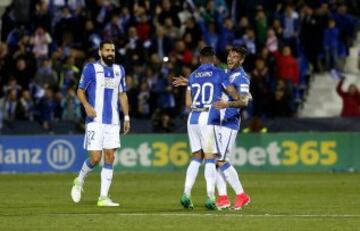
(78, 64, 94, 90)
(220, 70, 231, 89)
(119, 65, 127, 93)
(236, 75, 250, 95)
(187, 73, 193, 90)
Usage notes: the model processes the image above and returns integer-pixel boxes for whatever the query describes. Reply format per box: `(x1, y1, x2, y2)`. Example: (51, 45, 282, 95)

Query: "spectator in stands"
(37, 87, 55, 131)
(323, 19, 340, 70)
(266, 28, 278, 52)
(103, 13, 122, 41)
(83, 19, 102, 53)
(336, 78, 360, 117)
(149, 25, 172, 60)
(62, 88, 81, 121)
(272, 46, 300, 85)
(17, 90, 34, 121)
(173, 40, 193, 65)
(136, 13, 152, 42)
(255, 7, 268, 48)
(59, 55, 80, 92)
(0, 43, 11, 87)
(281, 4, 300, 56)
(272, 19, 283, 40)
(163, 17, 181, 40)
(156, 0, 181, 27)
(3, 77, 22, 97)
(34, 58, 58, 89)
(333, 4, 358, 53)
(137, 81, 150, 118)
(300, 5, 322, 72)
(125, 75, 138, 117)
(30, 26, 52, 59)
(0, 89, 18, 123)
(33, 1, 52, 32)
(268, 80, 294, 117)
(251, 58, 271, 116)
(12, 57, 33, 90)
(151, 108, 174, 133)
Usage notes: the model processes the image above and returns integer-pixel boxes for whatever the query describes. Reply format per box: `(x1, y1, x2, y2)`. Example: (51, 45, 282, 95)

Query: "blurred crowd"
(0, 0, 359, 133)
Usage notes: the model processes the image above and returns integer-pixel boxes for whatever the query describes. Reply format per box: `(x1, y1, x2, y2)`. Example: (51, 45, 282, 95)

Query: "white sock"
(216, 168, 227, 196)
(221, 162, 244, 195)
(184, 158, 202, 196)
(204, 159, 217, 199)
(100, 163, 113, 197)
(78, 158, 95, 184)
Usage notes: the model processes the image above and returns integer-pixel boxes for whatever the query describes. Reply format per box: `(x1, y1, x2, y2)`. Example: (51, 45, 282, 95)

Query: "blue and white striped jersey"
(187, 64, 230, 125)
(220, 67, 250, 130)
(78, 61, 126, 125)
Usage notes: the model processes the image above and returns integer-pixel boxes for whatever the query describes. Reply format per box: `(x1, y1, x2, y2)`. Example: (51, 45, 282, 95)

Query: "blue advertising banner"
(0, 136, 85, 173)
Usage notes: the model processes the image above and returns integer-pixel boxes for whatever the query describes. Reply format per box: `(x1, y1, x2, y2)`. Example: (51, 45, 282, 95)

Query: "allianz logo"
(46, 140, 75, 170)
(0, 139, 75, 170)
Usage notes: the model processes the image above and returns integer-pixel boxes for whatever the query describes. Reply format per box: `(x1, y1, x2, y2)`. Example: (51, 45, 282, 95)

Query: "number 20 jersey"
(187, 64, 230, 125)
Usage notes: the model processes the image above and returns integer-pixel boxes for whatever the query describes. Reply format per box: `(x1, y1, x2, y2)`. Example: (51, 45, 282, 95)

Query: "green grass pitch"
(0, 172, 359, 231)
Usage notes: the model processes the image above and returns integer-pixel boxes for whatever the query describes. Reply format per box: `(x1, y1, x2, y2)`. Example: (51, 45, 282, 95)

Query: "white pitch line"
(6, 213, 360, 218)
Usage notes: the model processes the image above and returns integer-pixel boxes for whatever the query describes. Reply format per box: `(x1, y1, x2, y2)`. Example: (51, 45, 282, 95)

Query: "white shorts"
(84, 122, 121, 150)
(214, 125, 238, 161)
(187, 124, 218, 154)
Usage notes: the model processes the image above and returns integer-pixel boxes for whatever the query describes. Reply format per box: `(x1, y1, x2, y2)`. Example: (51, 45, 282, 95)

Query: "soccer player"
(181, 46, 247, 210)
(71, 40, 130, 207)
(174, 46, 251, 210)
(212, 46, 251, 210)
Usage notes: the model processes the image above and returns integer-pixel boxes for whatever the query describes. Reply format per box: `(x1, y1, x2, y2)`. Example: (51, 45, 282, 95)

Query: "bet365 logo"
(231, 140, 338, 167)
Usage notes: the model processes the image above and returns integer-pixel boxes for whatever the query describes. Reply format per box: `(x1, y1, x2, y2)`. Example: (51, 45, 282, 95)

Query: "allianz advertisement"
(0, 133, 359, 173)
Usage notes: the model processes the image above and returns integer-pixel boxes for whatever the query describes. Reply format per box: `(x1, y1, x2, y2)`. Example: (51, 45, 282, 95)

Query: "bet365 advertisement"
(0, 133, 359, 173)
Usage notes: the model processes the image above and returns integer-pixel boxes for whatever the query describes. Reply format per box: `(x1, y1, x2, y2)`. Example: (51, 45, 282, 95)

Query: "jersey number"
(191, 83, 214, 106)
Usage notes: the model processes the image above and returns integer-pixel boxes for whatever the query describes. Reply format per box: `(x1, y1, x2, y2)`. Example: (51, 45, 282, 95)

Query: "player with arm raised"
(71, 40, 130, 207)
(180, 46, 244, 210)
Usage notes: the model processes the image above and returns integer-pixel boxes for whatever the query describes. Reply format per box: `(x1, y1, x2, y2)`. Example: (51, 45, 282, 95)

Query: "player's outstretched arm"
(119, 92, 130, 134)
(77, 88, 97, 118)
(172, 75, 188, 87)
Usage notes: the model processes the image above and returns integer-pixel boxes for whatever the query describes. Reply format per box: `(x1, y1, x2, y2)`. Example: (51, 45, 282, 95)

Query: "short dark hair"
(230, 45, 248, 57)
(200, 46, 215, 57)
(99, 39, 115, 49)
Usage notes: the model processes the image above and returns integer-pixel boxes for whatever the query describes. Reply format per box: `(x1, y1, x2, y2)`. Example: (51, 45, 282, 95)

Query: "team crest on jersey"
(115, 71, 120, 77)
(229, 72, 241, 82)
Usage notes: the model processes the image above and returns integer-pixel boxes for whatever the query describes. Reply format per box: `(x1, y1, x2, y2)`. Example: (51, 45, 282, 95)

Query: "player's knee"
(90, 152, 101, 165)
(91, 155, 102, 165)
(216, 160, 226, 168)
(104, 154, 115, 164)
(204, 152, 216, 160)
(192, 151, 203, 159)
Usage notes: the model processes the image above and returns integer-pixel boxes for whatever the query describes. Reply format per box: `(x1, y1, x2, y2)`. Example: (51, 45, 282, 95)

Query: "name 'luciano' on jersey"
(195, 71, 213, 78)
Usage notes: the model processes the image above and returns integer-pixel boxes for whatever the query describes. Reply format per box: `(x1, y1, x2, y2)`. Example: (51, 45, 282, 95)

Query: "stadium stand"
(0, 0, 359, 134)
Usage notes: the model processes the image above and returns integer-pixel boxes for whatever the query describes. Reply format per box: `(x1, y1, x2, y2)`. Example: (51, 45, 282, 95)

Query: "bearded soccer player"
(71, 40, 130, 206)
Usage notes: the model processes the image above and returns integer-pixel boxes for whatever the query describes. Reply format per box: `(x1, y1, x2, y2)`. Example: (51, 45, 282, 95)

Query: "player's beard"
(102, 55, 115, 66)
